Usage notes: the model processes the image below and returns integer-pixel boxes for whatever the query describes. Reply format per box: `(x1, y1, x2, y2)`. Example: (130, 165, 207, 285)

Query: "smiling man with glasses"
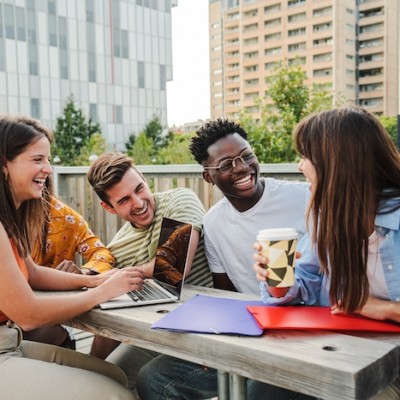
(136, 119, 314, 400)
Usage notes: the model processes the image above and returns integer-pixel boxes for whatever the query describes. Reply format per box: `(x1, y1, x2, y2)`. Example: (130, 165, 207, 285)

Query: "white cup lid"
(257, 228, 298, 241)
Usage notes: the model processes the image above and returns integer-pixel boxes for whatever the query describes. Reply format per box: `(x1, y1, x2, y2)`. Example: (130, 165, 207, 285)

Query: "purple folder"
(151, 294, 264, 336)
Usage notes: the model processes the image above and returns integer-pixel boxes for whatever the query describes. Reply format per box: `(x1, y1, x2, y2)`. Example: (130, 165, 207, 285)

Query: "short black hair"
(189, 118, 248, 164)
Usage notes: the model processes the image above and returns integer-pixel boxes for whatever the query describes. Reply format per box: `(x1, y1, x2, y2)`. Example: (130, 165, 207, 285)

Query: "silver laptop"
(99, 217, 193, 309)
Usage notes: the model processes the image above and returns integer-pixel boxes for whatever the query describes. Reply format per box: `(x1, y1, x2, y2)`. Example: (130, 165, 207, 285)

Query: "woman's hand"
(332, 296, 400, 323)
(252, 243, 268, 282)
(93, 266, 145, 301)
(252, 242, 301, 298)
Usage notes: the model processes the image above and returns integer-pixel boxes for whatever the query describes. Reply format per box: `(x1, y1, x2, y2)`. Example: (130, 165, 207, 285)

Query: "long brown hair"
(293, 106, 400, 312)
(0, 116, 53, 257)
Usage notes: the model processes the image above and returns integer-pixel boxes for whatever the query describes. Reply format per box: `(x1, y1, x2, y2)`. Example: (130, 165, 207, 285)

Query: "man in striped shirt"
(86, 152, 210, 394)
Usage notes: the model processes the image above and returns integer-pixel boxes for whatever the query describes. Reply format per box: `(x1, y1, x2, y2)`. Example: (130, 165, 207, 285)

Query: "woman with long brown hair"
(253, 106, 400, 399)
(0, 115, 143, 399)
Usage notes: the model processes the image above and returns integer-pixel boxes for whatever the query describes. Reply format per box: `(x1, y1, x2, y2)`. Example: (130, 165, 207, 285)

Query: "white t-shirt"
(204, 178, 310, 295)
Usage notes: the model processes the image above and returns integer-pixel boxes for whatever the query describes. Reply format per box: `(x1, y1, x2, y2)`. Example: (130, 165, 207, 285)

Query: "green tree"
(143, 114, 168, 151)
(127, 132, 155, 164)
(75, 133, 107, 166)
(125, 133, 136, 151)
(240, 60, 333, 163)
(52, 95, 101, 165)
(379, 115, 397, 145)
(158, 133, 196, 164)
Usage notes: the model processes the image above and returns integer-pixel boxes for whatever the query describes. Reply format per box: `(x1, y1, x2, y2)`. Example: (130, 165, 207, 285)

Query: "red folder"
(247, 305, 400, 332)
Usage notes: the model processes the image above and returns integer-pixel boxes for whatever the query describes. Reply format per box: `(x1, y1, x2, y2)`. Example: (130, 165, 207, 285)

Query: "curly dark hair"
(189, 118, 247, 164)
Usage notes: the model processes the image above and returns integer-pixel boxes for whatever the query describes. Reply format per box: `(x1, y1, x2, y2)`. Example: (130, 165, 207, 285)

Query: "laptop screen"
(153, 217, 193, 297)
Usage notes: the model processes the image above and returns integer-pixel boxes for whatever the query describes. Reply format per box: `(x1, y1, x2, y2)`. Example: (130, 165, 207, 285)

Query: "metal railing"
(53, 163, 303, 245)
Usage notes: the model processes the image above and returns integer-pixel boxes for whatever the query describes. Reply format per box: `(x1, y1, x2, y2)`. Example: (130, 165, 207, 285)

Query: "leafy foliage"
(379, 115, 398, 145)
(240, 60, 333, 163)
(75, 133, 107, 166)
(52, 95, 101, 165)
(127, 132, 155, 164)
(158, 133, 196, 164)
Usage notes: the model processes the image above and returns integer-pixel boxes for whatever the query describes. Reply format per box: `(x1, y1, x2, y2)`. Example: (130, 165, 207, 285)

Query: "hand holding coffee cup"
(256, 228, 298, 298)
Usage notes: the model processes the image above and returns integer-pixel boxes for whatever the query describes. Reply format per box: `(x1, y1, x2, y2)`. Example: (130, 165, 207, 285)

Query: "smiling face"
(100, 167, 156, 229)
(4, 136, 52, 208)
(203, 133, 263, 212)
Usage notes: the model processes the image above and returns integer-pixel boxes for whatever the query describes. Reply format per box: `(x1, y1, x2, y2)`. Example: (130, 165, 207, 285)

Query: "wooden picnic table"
(39, 285, 400, 399)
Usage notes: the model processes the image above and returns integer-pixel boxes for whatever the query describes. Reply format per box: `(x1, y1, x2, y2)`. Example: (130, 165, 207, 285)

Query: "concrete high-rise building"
(0, 0, 177, 150)
(209, 0, 399, 121)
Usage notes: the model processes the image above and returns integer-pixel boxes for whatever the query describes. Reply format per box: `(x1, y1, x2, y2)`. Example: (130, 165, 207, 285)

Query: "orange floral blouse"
(32, 196, 115, 273)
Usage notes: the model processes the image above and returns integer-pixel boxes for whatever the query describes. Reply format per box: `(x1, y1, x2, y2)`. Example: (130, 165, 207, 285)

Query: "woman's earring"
(4, 171, 8, 182)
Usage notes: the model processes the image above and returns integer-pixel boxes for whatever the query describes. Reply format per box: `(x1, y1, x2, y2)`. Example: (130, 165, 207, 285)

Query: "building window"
(115, 105, 123, 123)
(243, 9, 258, 18)
(264, 4, 281, 13)
(59, 16, 69, 79)
(359, 53, 384, 63)
(245, 65, 258, 72)
(88, 53, 96, 82)
(31, 98, 40, 119)
(265, 18, 281, 28)
(359, 38, 383, 48)
(313, 68, 332, 77)
(4, 4, 15, 39)
(313, 6, 332, 18)
(360, 23, 383, 34)
(29, 44, 38, 75)
(288, 57, 306, 65)
(359, 67, 383, 77)
(244, 50, 258, 59)
(244, 37, 258, 46)
(265, 47, 281, 56)
(160, 65, 166, 91)
(0, 40, 5, 71)
(16, 7, 26, 41)
(360, 83, 383, 92)
(265, 32, 281, 42)
(138, 61, 145, 88)
(0, 5, 3, 39)
(121, 30, 129, 58)
(288, 27, 306, 37)
(288, 12, 306, 23)
(86, 0, 94, 22)
(313, 22, 332, 32)
(360, 98, 383, 107)
(90, 103, 97, 122)
(288, 0, 306, 7)
(265, 61, 279, 70)
(288, 42, 306, 52)
(313, 52, 332, 62)
(313, 37, 332, 47)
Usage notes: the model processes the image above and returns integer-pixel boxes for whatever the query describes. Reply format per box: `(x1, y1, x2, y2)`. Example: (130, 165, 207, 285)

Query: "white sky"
(167, 0, 210, 127)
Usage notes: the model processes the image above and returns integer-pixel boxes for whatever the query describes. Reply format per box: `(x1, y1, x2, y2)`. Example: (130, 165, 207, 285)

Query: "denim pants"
(0, 324, 134, 400)
(135, 355, 317, 400)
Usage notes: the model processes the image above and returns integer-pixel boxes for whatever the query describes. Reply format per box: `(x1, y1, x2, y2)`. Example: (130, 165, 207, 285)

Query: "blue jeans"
(136, 355, 316, 400)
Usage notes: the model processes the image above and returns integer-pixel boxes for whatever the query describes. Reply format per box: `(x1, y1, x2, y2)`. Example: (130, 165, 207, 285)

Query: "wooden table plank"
(40, 286, 400, 400)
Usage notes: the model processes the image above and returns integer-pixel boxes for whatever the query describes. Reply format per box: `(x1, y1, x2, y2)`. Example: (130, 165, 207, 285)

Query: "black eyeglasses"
(203, 148, 256, 174)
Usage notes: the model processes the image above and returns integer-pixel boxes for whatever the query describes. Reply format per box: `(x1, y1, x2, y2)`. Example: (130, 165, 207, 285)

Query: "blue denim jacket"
(260, 201, 400, 306)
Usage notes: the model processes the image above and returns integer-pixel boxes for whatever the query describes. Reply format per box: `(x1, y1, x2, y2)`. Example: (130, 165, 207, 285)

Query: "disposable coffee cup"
(256, 228, 298, 296)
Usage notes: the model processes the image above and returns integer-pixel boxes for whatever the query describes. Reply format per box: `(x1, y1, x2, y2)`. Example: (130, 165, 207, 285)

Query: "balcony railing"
(53, 163, 302, 245)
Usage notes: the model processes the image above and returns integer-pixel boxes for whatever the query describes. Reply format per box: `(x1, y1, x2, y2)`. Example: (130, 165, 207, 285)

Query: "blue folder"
(151, 294, 264, 336)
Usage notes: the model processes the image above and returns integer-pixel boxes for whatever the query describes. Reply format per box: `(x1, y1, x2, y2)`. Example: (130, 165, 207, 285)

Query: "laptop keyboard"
(128, 280, 172, 302)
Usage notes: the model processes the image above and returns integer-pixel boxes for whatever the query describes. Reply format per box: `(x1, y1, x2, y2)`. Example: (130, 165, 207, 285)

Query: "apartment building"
(0, 0, 176, 150)
(209, 0, 399, 121)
